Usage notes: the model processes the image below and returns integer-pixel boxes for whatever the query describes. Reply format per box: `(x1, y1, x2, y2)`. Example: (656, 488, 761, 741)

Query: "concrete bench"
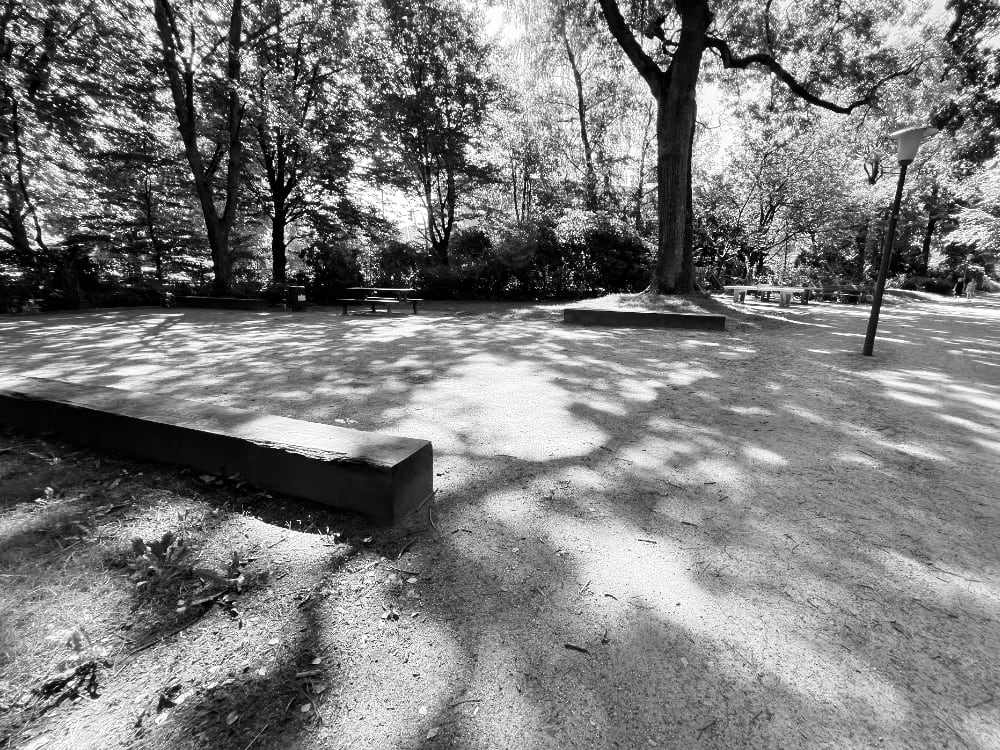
(0, 378, 433, 525)
(563, 308, 726, 331)
(724, 285, 809, 308)
(170, 296, 268, 311)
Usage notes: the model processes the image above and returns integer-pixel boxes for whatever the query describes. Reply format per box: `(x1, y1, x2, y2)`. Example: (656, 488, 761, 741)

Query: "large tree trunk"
(649, 10, 706, 294)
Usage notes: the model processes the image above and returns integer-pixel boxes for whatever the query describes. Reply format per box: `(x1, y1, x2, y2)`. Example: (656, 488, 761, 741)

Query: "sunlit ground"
(0, 293, 998, 748)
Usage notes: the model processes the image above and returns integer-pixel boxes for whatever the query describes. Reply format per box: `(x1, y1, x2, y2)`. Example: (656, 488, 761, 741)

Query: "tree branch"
(595, 0, 665, 94)
(704, 34, 918, 114)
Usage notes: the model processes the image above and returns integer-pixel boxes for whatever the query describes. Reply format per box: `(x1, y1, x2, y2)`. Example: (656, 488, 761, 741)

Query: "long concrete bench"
(563, 308, 726, 331)
(0, 378, 432, 525)
(171, 296, 268, 310)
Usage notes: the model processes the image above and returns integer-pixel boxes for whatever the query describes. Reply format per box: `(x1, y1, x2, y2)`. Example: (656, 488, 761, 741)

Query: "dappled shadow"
(1, 295, 999, 747)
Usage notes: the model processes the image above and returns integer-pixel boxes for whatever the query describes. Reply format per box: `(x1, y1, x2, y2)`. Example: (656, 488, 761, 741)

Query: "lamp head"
(889, 126, 939, 164)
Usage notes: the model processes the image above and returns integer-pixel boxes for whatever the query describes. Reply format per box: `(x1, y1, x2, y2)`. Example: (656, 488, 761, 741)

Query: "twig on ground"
(428, 505, 439, 533)
(348, 560, 379, 576)
(697, 719, 717, 738)
(940, 717, 971, 748)
(128, 623, 189, 655)
(243, 724, 269, 750)
(301, 688, 324, 724)
(387, 564, 419, 576)
(449, 698, 482, 709)
(564, 643, 589, 654)
(395, 539, 415, 560)
(927, 562, 982, 583)
(637, 538, 657, 544)
(579, 580, 591, 595)
(267, 536, 287, 549)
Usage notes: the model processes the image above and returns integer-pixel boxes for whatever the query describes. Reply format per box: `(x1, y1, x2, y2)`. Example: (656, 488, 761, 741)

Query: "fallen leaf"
(225, 711, 240, 725)
(406, 577, 418, 584)
(300, 703, 311, 713)
(427, 727, 440, 739)
(418, 705, 429, 716)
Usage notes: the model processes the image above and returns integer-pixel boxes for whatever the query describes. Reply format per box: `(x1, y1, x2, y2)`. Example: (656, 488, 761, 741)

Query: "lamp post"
(862, 126, 939, 356)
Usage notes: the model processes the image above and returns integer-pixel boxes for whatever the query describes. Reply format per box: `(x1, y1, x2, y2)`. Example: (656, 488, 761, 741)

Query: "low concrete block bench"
(171, 296, 269, 311)
(563, 308, 726, 331)
(724, 285, 810, 308)
(0, 378, 432, 525)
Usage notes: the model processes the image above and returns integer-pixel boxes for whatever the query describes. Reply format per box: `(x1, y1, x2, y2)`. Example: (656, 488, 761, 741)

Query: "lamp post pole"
(861, 126, 938, 357)
(862, 161, 909, 356)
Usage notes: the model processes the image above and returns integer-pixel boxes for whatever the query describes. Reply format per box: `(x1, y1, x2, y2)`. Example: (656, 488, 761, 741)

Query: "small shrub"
(898, 276, 956, 295)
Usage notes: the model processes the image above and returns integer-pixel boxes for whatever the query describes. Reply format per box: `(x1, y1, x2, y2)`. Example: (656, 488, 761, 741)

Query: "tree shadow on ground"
(1, 298, 998, 747)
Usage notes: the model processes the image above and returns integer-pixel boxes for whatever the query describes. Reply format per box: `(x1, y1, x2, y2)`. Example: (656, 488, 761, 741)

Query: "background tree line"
(0, 0, 997, 311)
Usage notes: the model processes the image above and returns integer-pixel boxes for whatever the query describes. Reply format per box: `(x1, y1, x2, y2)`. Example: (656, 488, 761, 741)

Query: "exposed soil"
(0, 292, 998, 750)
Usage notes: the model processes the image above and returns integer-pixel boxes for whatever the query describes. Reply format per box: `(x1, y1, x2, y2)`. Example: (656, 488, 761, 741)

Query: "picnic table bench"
(336, 287, 423, 315)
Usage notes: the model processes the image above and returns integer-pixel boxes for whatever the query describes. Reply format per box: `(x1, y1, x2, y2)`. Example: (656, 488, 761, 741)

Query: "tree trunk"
(560, 22, 598, 209)
(855, 212, 882, 282)
(680, 105, 697, 291)
(650, 13, 705, 294)
(920, 213, 936, 276)
(271, 203, 287, 283)
(151, 0, 240, 296)
(140, 176, 165, 284)
(919, 184, 938, 276)
(2, 176, 33, 266)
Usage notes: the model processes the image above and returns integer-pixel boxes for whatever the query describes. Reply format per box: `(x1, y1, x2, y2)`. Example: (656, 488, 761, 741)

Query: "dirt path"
(0, 294, 998, 749)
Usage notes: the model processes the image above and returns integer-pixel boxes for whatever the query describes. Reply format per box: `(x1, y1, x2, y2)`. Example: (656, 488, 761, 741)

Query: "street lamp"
(862, 125, 939, 356)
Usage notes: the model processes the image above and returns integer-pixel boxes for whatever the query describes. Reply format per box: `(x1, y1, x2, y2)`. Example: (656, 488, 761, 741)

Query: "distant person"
(966, 278, 977, 300)
(954, 278, 965, 297)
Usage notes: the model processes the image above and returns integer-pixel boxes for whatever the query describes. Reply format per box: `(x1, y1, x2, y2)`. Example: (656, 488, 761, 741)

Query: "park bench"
(0, 377, 433, 524)
(337, 287, 423, 315)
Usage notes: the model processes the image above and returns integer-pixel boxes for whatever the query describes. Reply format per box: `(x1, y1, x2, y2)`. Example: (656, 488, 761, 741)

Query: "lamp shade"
(889, 126, 939, 163)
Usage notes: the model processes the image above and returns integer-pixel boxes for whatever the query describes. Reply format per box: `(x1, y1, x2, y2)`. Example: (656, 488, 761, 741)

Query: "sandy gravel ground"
(0, 293, 998, 750)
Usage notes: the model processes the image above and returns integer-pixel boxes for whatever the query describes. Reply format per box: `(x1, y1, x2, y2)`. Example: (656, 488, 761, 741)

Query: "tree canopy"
(0, 0, 996, 311)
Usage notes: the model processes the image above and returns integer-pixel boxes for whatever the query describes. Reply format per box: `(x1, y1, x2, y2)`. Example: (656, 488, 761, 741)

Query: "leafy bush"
(898, 276, 956, 295)
(299, 240, 363, 304)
